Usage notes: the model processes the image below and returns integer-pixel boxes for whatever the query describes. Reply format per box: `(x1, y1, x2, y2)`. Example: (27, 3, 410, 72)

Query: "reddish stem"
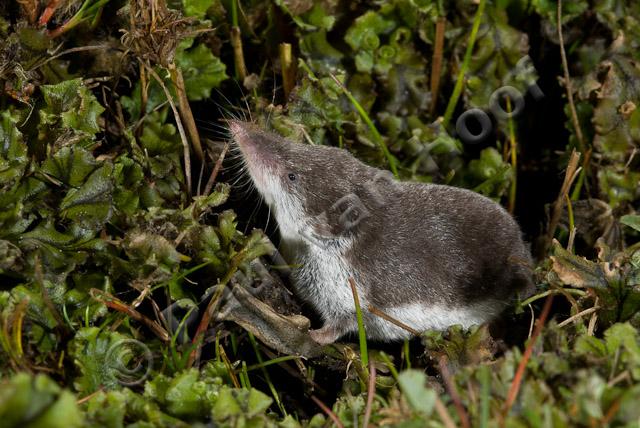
(311, 395, 345, 428)
(502, 295, 554, 419)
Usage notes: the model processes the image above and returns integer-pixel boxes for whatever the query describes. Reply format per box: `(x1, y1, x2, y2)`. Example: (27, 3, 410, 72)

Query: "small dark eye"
(288, 173, 296, 181)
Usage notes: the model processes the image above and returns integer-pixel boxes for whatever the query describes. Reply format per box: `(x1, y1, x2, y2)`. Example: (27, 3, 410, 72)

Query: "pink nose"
(228, 120, 247, 139)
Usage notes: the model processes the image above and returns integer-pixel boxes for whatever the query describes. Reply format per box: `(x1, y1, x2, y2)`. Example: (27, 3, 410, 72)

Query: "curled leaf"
(550, 241, 608, 288)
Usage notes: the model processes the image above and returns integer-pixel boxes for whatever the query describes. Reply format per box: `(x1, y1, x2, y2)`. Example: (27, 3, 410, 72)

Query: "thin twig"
(230, 26, 248, 81)
(519, 288, 585, 308)
(557, 306, 599, 327)
(169, 63, 204, 161)
(607, 370, 630, 388)
(501, 295, 554, 420)
(565, 194, 576, 252)
(434, 396, 458, 428)
(11, 299, 29, 363)
(545, 149, 581, 252)
(600, 398, 622, 425)
(506, 96, 518, 214)
(203, 143, 229, 196)
(90, 288, 170, 342)
(368, 305, 420, 336)
(280, 43, 296, 100)
(527, 304, 535, 339)
(311, 395, 345, 428)
(363, 360, 377, 428)
(32, 45, 109, 70)
(196, 159, 205, 197)
(76, 388, 104, 405)
(557, 0, 586, 154)
(144, 64, 192, 196)
(439, 355, 470, 428)
(218, 344, 241, 388)
(139, 63, 148, 129)
(587, 296, 599, 336)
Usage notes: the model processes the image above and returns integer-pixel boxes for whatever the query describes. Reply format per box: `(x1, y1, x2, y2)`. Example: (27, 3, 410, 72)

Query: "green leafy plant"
(1, 0, 640, 426)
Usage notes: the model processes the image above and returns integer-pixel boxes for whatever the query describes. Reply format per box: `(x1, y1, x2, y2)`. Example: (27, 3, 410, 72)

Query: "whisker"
(233, 78, 253, 123)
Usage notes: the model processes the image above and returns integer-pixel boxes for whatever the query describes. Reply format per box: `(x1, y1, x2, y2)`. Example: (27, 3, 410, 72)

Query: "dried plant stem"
(607, 370, 629, 388)
(76, 388, 104, 405)
(144, 64, 192, 196)
(38, 0, 62, 26)
(368, 305, 420, 336)
(443, 0, 486, 128)
(5, 299, 29, 367)
(33, 45, 109, 70)
(588, 296, 599, 336)
(501, 294, 554, 420)
(545, 149, 581, 251)
(280, 43, 296, 100)
(571, 147, 592, 200)
(202, 143, 229, 196)
(138, 63, 148, 124)
(565, 194, 576, 251)
(430, 16, 446, 115)
(439, 355, 470, 428)
(434, 396, 458, 428)
(557, 0, 586, 154)
(506, 97, 518, 214)
(601, 398, 622, 425)
(168, 63, 204, 162)
(218, 343, 241, 388)
(13, 303, 26, 359)
(311, 395, 344, 428)
(557, 306, 599, 328)
(363, 360, 377, 428)
(230, 26, 248, 81)
(519, 287, 585, 308)
(90, 288, 170, 342)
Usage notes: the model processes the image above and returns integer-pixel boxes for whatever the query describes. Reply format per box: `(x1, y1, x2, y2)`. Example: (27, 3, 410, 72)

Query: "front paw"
(309, 326, 339, 345)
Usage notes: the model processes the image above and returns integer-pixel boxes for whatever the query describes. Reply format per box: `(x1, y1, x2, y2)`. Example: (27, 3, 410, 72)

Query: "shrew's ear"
(324, 193, 372, 237)
(298, 195, 372, 246)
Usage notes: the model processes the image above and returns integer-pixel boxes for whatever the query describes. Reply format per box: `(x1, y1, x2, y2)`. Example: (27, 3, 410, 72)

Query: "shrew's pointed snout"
(228, 119, 252, 147)
(228, 120, 284, 162)
(227, 120, 281, 187)
(228, 119, 263, 159)
(228, 119, 276, 154)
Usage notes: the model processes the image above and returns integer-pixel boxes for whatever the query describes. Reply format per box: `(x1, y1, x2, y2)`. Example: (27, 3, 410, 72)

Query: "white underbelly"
(290, 240, 361, 321)
(364, 300, 501, 340)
